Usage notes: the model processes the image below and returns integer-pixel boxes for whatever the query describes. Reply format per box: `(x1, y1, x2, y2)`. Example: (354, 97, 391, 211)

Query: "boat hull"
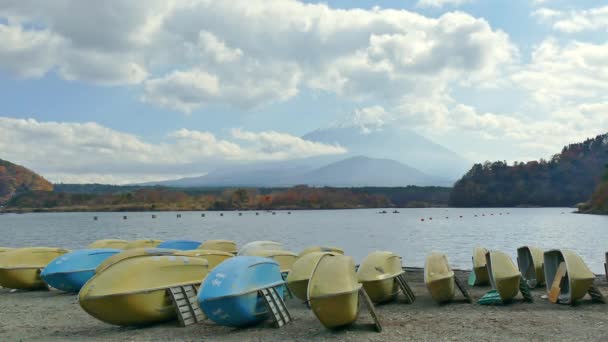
(473, 266, 490, 285)
(81, 289, 177, 326)
(287, 279, 309, 301)
(494, 275, 521, 301)
(42, 270, 95, 292)
(309, 291, 359, 329)
(0, 268, 45, 290)
(487, 250, 521, 302)
(201, 292, 269, 327)
(360, 278, 399, 304)
(426, 275, 455, 303)
(544, 249, 595, 304)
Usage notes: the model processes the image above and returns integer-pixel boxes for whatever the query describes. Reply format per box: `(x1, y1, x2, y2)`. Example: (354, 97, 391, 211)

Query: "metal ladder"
(395, 273, 416, 303)
(168, 285, 206, 327)
(588, 284, 606, 304)
(454, 276, 473, 303)
(259, 286, 292, 328)
(358, 288, 382, 332)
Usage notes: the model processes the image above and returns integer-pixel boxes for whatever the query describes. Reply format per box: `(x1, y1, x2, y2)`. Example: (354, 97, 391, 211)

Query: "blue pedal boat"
(156, 240, 202, 250)
(198, 256, 285, 327)
(41, 249, 121, 292)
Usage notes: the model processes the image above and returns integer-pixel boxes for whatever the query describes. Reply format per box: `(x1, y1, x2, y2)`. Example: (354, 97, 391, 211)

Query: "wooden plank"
(548, 262, 567, 304)
(358, 288, 382, 333)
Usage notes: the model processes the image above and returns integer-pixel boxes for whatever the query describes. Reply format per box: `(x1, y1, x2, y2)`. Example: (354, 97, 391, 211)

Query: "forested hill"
(449, 133, 608, 207)
(579, 166, 608, 214)
(0, 159, 53, 204)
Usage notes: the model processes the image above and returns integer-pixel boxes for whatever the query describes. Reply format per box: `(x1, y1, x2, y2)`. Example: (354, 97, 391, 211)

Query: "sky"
(0, 0, 607, 184)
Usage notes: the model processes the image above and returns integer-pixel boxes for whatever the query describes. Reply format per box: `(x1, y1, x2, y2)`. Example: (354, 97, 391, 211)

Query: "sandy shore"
(1, 269, 608, 341)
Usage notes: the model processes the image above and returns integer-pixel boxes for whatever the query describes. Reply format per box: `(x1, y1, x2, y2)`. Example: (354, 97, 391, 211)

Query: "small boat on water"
(298, 246, 344, 258)
(486, 250, 520, 302)
(238, 241, 283, 256)
(424, 253, 455, 303)
(287, 252, 334, 301)
(247, 249, 297, 273)
(199, 240, 237, 254)
(544, 249, 595, 304)
(41, 249, 121, 292)
(124, 239, 163, 249)
(178, 249, 233, 269)
(87, 239, 129, 249)
(357, 251, 404, 304)
(198, 256, 285, 328)
(517, 246, 545, 288)
(156, 240, 202, 250)
(0, 247, 69, 290)
(79, 253, 209, 326)
(308, 254, 361, 329)
(471, 247, 490, 286)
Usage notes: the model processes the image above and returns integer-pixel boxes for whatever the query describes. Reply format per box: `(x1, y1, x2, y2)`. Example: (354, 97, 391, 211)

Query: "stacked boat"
(0, 247, 69, 290)
(424, 253, 455, 303)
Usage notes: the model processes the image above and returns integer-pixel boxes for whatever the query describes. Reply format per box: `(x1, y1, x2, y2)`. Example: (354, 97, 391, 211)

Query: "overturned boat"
(199, 240, 237, 255)
(471, 247, 490, 286)
(357, 251, 404, 304)
(298, 246, 344, 258)
(87, 239, 129, 249)
(308, 254, 361, 329)
(238, 241, 283, 256)
(544, 249, 595, 304)
(157, 240, 202, 250)
(79, 253, 209, 326)
(178, 249, 233, 269)
(41, 249, 121, 292)
(124, 239, 163, 249)
(198, 256, 284, 327)
(0, 247, 69, 290)
(424, 253, 455, 303)
(287, 252, 334, 301)
(95, 248, 177, 274)
(517, 246, 545, 288)
(247, 249, 297, 273)
(486, 250, 521, 302)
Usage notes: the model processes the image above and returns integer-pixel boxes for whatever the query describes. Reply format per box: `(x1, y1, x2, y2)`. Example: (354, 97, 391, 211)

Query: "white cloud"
(532, 5, 608, 33)
(0, 117, 346, 184)
(417, 0, 473, 8)
(0, 0, 516, 112)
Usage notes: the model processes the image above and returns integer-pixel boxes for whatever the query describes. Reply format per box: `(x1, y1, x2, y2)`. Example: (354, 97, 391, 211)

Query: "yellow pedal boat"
(247, 249, 297, 273)
(298, 246, 344, 258)
(424, 253, 455, 303)
(95, 248, 177, 274)
(0, 247, 69, 290)
(543, 249, 595, 304)
(472, 247, 490, 285)
(79, 253, 209, 326)
(199, 240, 237, 254)
(287, 252, 334, 301)
(517, 246, 545, 288)
(237, 241, 283, 256)
(178, 249, 233, 269)
(88, 239, 129, 249)
(357, 251, 404, 304)
(486, 250, 521, 302)
(124, 239, 163, 249)
(308, 254, 361, 329)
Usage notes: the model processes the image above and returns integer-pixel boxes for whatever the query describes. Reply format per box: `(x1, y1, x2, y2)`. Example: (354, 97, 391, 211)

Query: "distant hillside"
(450, 133, 608, 207)
(148, 155, 448, 187)
(0, 159, 53, 204)
(296, 156, 443, 186)
(579, 165, 608, 214)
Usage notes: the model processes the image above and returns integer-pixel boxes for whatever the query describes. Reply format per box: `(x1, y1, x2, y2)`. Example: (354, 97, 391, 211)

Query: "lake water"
(1, 208, 607, 273)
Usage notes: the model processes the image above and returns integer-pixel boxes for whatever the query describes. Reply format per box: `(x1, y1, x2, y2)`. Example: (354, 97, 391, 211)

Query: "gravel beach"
(1, 269, 608, 341)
